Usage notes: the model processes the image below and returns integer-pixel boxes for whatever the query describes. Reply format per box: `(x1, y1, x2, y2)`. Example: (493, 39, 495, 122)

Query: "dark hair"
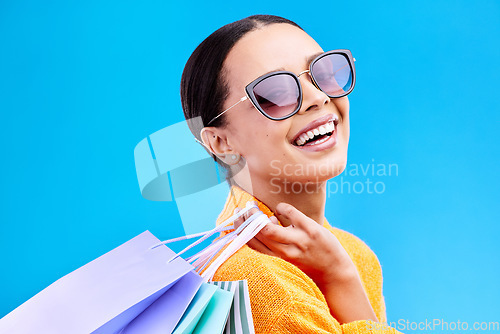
(180, 15, 303, 138)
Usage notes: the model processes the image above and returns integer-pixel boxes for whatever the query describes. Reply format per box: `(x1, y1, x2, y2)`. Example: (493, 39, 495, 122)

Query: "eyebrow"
(259, 51, 325, 77)
(306, 51, 324, 65)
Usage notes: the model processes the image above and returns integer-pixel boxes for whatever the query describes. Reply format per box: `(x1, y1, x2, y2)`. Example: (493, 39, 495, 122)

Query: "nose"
(296, 71, 329, 114)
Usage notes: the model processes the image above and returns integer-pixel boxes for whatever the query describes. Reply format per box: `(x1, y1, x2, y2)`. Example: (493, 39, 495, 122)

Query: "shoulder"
(213, 245, 325, 301)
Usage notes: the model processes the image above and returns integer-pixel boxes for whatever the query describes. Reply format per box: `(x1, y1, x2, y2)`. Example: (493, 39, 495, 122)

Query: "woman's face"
(218, 23, 350, 187)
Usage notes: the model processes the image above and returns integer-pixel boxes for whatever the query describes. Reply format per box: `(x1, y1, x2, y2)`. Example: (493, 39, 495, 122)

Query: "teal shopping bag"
(172, 280, 255, 334)
(172, 284, 218, 334)
(172, 283, 233, 334)
(212, 281, 255, 334)
(192, 285, 234, 334)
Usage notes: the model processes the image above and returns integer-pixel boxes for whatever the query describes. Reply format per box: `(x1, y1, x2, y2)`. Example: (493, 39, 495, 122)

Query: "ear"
(200, 127, 239, 158)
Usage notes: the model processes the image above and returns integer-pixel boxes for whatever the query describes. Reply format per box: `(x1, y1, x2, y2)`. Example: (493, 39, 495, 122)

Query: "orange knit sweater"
(212, 185, 402, 333)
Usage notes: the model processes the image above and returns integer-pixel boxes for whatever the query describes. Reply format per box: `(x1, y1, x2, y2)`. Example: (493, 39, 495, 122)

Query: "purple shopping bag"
(0, 231, 202, 334)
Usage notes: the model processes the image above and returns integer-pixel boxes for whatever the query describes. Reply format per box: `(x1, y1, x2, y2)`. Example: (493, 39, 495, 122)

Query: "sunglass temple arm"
(206, 96, 248, 126)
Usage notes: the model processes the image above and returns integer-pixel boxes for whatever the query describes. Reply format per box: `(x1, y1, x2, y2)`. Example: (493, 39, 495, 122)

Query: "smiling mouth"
(293, 118, 338, 147)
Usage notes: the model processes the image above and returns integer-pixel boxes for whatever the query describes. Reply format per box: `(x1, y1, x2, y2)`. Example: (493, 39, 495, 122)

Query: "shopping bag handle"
(201, 211, 269, 281)
(186, 209, 265, 273)
(151, 201, 258, 257)
(150, 201, 270, 282)
(167, 201, 261, 264)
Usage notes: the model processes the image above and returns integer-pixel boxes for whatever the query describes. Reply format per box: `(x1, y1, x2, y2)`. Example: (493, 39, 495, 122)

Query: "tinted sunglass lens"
(252, 74, 300, 119)
(312, 54, 352, 97)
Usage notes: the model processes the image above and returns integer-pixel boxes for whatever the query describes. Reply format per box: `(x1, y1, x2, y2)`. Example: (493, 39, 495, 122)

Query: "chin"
(332, 158, 347, 178)
(297, 153, 348, 183)
(323, 149, 348, 179)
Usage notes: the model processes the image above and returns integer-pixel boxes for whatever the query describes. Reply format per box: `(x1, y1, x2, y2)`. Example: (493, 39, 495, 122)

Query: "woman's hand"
(234, 202, 379, 324)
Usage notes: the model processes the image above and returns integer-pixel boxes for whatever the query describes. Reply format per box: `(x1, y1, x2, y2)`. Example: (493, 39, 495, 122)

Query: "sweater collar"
(216, 184, 329, 227)
(216, 184, 274, 226)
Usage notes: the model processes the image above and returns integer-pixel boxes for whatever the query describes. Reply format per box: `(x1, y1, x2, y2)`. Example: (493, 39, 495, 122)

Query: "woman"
(181, 15, 401, 333)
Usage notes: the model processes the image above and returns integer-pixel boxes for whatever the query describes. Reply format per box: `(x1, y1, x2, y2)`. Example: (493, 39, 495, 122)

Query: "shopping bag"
(171, 282, 235, 334)
(121, 271, 202, 334)
(191, 284, 234, 334)
(211, 280, 255, 334)
(172, 284, 219, 334)
(0, 231, 201, 334)
(148, 201, 264, 334)
(173, 280, 255, 334)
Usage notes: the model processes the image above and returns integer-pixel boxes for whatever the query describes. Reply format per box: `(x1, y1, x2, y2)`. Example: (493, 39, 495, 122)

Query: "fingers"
(246, 237, 276, 257)
(233, 206, 259, 229)
(269, 215, 280, 226)
(233, 207, 244, 228)
(230, 202, 309, 257)
(275, 202, 316, 232)
(257, 221, 295, 244)
(231, 206, 289, 251)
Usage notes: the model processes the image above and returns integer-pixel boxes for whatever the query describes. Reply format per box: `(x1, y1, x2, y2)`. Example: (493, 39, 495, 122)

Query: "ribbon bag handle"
(153, 201, 270, 282)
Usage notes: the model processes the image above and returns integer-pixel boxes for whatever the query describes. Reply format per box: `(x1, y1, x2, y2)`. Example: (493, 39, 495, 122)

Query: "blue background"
(1, 0, 499, 329)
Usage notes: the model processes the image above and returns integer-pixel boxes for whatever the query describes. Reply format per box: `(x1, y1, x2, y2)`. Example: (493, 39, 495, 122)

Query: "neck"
(232, 168, 327, 225)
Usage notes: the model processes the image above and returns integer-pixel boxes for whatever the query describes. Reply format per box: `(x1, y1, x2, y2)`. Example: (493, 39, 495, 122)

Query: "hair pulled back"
(180, 15, 302, 138)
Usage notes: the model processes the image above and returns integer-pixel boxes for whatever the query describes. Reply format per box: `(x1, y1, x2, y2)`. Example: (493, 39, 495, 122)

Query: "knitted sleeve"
(213, 246, 403, 333)
(267, 270, 402, 333)
(324, 224, 389, 324)
(341, 320, 403, 333)
(272, 302, 404, 333)
(213, 186, 402, 332)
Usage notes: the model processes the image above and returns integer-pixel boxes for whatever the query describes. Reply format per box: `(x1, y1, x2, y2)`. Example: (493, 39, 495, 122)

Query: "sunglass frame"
(244, 49, 356, 121)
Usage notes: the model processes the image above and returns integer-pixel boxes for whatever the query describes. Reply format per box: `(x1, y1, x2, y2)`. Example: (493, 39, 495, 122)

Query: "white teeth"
(309, 135, 329, 145)
(297, 134, 308, 146)
(294, 119, 336, 146)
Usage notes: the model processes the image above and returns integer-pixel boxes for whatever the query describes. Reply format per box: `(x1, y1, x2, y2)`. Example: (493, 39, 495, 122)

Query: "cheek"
(332, 97, 350, 142)
(342, 118, 350, 142)
(229, 116, 289, 156)
(243, 126, 292, 173)
(333, 96, 350, 122)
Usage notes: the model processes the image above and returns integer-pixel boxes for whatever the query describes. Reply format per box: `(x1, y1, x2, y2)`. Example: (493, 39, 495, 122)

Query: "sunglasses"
(206, 49, 356, 126)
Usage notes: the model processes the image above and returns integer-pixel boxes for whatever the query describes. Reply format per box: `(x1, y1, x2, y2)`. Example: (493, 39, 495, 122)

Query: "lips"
(291, 114, 339, 147)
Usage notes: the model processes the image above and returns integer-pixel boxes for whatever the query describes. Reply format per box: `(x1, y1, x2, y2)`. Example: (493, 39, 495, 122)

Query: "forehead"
(223, 23, 324, 84)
